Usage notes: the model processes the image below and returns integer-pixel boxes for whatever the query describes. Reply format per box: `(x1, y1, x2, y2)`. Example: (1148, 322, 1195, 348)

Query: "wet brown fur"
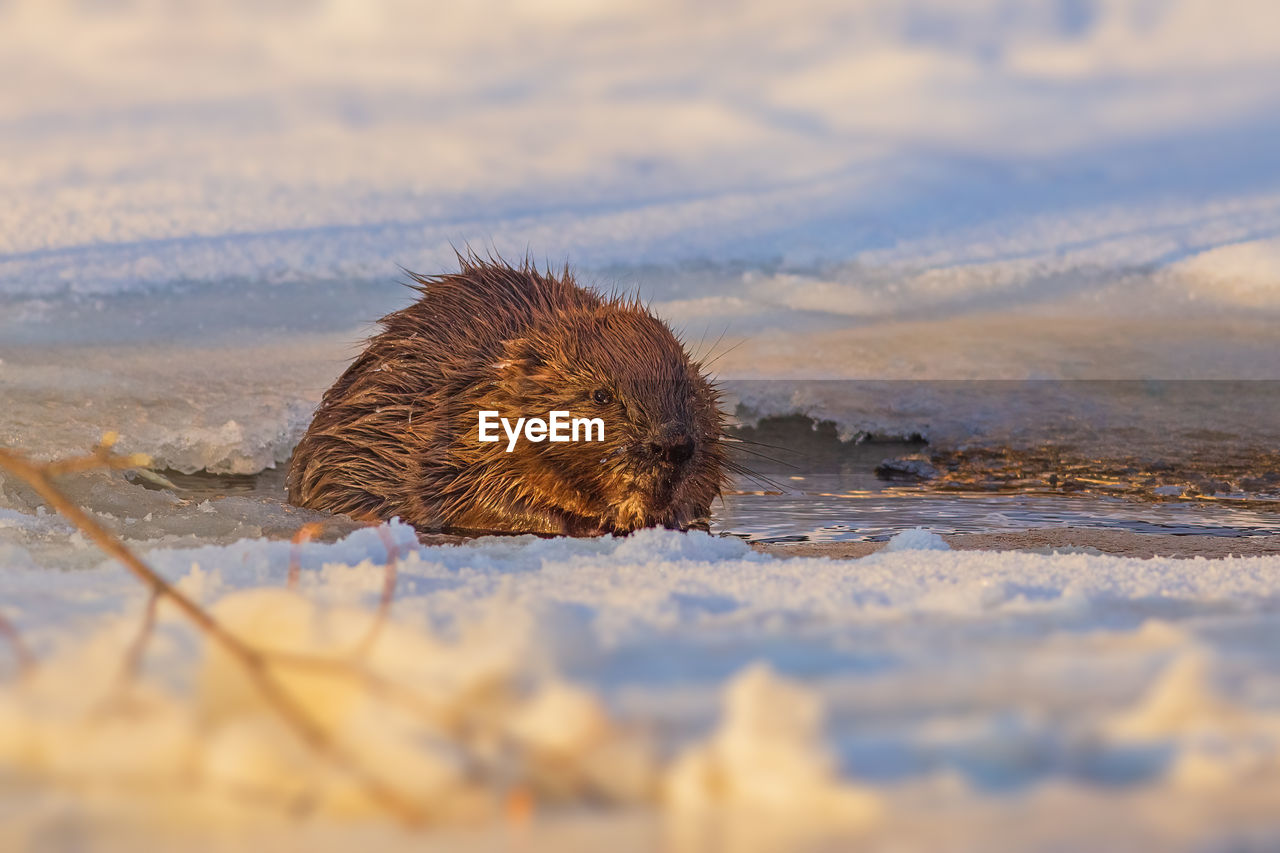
(287, 255, 728, 535)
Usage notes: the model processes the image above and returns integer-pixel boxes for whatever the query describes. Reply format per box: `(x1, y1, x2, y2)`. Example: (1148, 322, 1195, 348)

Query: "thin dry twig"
(0, 441, 430, 826)
(119, 588, 161, 682)
(42, 432, 149, 476)
(90, 588, 163, 718)
(287, 522, 326, 590)
(353, 525, 401, 657)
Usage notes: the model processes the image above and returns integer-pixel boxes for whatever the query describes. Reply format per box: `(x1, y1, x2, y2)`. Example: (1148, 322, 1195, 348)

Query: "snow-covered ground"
(3, 0, 1280, 848)
(4, 526, 1280, 851)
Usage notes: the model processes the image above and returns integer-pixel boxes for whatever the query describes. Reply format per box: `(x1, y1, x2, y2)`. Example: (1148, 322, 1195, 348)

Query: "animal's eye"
(592, 388, 613, 405)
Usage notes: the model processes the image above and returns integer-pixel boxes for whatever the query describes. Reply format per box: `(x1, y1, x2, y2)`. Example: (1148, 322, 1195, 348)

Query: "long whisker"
(702, 338, 746, 369)
(723, 460, 790, 492)
(728, 445, 799, 469)
(722, 434, 804, 455)
(696, 324, 731, 365)
(692, 321, 713, 363)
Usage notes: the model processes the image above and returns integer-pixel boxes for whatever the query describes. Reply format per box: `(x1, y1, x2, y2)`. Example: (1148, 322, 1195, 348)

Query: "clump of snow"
(882, 528, 951, 552)
(1169, 238, 1280, 308)
(1104, 653, 1280, 791)
(666, 664, 880, 823)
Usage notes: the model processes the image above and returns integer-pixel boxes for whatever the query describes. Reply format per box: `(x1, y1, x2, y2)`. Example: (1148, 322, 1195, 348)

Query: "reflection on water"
(726, 381, 1280, 498)
(719, 383, 1280, 542)
(714, 485, 1280, 543)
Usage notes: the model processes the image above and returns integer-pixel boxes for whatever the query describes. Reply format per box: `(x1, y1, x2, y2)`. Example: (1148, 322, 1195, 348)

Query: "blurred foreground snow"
(2, 526, 1280, 849)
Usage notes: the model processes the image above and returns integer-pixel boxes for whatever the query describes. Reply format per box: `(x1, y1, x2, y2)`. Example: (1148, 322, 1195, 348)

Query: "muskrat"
(287, 255, 728, 535)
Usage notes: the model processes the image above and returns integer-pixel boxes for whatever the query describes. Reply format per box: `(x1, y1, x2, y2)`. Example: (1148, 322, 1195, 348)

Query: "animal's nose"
(647, 427, 695, 466)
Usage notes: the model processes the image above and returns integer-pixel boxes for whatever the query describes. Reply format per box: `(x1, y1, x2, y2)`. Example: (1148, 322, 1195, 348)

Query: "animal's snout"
(647, 425, 695, 466)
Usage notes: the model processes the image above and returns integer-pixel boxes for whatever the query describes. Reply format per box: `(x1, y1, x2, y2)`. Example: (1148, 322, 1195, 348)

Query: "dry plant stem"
(0, 612, 36, 679)
(119, 589, 160, 682)
(353, 525, 401, 657)
(43, 454, 150, 476)
(287, 522, 325, 590)
(0, 446, 430, 826)
(90, 589, 162, 718)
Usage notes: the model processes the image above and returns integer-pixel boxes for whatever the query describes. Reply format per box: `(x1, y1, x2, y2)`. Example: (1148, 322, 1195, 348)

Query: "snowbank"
(2, 524, 1280, 847)
(1, 0, 1278, 309)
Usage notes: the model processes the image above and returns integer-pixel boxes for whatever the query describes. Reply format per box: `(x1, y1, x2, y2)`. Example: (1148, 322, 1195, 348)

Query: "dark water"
(716, 381, 1280, 542)
(713, 477, 1280, 543)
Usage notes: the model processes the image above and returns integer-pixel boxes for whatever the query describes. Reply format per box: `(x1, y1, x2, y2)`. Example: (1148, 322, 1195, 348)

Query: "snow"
(2, 525, 1280, 847)
(2, 0, 1280, 313)
(1170, 237, 1280, 307)
(882, 528, 950, 552)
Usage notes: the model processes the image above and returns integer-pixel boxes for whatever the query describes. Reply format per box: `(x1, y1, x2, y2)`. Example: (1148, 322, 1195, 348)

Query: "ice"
(0, 336, 348, 473)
